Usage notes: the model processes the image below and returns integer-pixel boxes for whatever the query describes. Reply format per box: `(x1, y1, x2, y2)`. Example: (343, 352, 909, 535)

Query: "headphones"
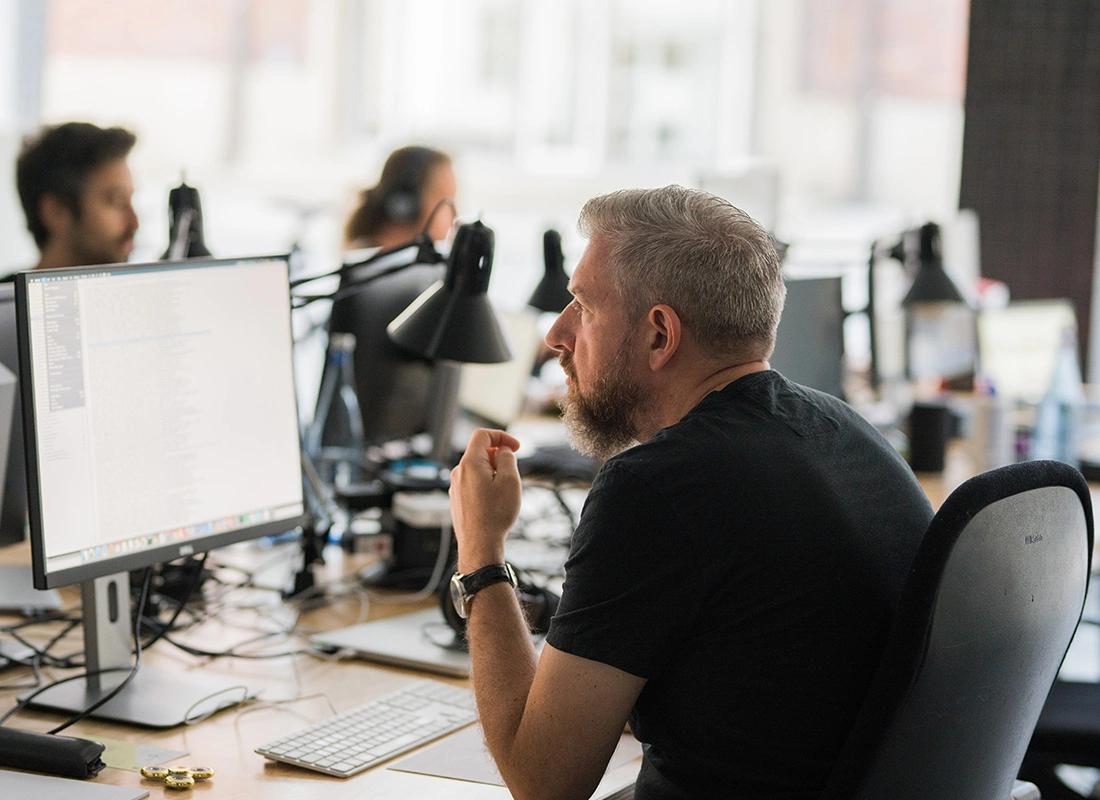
(380, 147, 436, 224)
(438, 567, 561, 647)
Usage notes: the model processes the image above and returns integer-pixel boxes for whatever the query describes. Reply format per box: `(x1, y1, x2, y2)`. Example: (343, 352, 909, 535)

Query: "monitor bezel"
(15, 255, 310, 590)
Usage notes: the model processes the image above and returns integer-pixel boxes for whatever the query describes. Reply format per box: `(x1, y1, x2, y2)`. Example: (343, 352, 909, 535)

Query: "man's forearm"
(466, 580, 538, 770)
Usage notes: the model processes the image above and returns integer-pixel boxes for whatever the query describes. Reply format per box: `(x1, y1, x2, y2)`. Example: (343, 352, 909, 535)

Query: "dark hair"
(16, 122, 137, 247)
(344, 145, 450, 245)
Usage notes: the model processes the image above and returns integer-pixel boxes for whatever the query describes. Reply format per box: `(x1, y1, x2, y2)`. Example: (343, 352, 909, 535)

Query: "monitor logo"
(180, 544, 195, 557)
(1025, 534, 1044, 545)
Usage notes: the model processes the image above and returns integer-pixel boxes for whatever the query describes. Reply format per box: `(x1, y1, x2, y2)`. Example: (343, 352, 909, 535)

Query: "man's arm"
(451, 430, 645, 800)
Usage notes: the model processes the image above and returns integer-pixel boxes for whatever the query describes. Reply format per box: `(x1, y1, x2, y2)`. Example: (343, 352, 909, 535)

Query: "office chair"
(822, 460, 1093, 800)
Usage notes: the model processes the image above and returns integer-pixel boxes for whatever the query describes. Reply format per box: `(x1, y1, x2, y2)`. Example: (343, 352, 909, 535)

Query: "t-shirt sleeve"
(545, 460, 700, 679)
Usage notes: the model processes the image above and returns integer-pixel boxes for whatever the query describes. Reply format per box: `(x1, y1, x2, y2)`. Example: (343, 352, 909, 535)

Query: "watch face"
(449, 573, 469, 619)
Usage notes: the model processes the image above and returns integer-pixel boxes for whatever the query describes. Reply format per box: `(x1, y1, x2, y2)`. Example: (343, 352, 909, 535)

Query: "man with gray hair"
(449, 186, 932, 798)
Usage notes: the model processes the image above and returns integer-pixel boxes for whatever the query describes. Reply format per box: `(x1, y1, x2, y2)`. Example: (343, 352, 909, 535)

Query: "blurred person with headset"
(321, 145, 460, 453)
(15, 122, 140, 271)
(343, 145, 456, 251)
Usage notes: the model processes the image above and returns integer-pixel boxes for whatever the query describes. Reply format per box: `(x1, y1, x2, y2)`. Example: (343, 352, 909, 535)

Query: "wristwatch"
(449, 563, 518, 619)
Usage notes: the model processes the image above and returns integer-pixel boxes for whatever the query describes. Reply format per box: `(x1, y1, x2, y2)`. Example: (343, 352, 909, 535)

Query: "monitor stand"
(22, 572, 258, 728)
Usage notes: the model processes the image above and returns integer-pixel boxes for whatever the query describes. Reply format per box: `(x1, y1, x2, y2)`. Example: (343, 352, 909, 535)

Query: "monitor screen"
(770, 276, 846, 398)
(16, 257, 307, 589)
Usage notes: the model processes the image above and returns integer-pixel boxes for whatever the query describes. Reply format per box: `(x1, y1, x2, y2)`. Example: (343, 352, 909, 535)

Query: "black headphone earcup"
(383, 189, 420, 223)
(517, 584, 561, 636)
(437, 570, 562, 639)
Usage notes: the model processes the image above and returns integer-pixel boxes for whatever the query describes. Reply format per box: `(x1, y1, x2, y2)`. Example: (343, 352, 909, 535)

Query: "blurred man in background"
(16, 121, 139, 270)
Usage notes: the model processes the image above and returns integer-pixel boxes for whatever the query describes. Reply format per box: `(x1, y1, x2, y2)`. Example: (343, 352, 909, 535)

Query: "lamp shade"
(901, 222, 965, 307)
(528, 229, 573, 313)
(387, 220, 512, 364)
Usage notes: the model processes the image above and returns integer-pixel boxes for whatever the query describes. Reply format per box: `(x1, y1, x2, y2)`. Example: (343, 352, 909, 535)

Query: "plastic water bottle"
(969, 377, 1014, 470)
(1030, 327, 1085, 464)
(307, 332, 365, 463)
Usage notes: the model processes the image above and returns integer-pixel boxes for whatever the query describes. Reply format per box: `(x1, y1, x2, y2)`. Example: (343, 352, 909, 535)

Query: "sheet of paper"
(389, 725, 641, 787)
(93, 736, 188, 772)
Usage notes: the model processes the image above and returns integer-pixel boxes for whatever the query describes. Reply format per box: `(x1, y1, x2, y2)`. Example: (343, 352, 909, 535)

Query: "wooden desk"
(915, 445, 1100, 511)
(4, 451, 1096, 799)
(0, 543, 639, 799)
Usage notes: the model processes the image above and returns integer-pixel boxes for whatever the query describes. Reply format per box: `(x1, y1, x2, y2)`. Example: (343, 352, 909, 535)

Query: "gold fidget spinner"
(141, 765, 215, 791)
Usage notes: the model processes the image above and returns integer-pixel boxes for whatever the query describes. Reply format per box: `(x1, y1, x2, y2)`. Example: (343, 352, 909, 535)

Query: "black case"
(0, 727, 106, 779)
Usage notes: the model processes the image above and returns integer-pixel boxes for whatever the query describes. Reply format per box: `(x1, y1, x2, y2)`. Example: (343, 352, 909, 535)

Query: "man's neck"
(634, 359, 769, 442)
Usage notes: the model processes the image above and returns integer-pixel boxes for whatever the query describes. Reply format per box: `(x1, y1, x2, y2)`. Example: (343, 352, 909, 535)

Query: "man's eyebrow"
(568, 286, 586, 299)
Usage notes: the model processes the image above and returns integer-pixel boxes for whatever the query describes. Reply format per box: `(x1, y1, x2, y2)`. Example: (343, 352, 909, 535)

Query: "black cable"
(290, 253, 430, 308)
(0, 570, 154, 730)
(550, 484, 579, 533)
(289, 235, 438, 290)
(7, 555, 208, 673)
(0, 610, 80, 633)
(137, 553, 209, 651)
(0, 666, 134, 726)
(7, 621, 83, 669)
(419, 197, 456, 239)
(159, 632, 306, 660)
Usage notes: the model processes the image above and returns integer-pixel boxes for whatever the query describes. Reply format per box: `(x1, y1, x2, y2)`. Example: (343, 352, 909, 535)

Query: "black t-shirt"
(545, 370, 932, 799)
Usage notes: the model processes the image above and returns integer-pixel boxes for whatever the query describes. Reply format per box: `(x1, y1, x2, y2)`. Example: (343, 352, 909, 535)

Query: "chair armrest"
(1012, 780, 1040, 800)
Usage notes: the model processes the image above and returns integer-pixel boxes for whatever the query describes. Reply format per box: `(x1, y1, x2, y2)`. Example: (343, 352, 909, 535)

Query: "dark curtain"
(959, 0, 1100, 368)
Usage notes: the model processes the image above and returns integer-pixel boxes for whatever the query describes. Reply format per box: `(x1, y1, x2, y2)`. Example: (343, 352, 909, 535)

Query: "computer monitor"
(978, 300, 1077, 402)
(15, 256, 307, 727)
(0, 285, 62, 615)
(769, 276, 846, 398)
(0, 285, 28, 547)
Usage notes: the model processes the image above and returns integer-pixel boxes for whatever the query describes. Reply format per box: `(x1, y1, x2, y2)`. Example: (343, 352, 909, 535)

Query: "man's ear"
(38, 194, 73, 241)
(645, 304, 681, 371)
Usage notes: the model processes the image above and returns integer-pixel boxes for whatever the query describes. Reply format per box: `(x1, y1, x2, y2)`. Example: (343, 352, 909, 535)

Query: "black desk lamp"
(865, 235, 909, 392)
(527, 229, 572, 313)
(387, 220, 512, 464)
(388, 220, 511, 364)
(900, 222, 972, 384)
(901, 222, 964, 307)
(162, 178, 212, 260)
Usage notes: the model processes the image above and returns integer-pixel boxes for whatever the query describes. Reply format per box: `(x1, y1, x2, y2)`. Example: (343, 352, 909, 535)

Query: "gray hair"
(578, 185, 786, 360)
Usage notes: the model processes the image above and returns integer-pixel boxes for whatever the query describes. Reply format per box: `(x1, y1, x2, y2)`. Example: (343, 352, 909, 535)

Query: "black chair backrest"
(823, 460, 1094, 800)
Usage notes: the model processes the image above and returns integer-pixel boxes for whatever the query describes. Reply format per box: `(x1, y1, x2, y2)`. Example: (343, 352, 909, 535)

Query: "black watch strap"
(459, 563, 517, 596)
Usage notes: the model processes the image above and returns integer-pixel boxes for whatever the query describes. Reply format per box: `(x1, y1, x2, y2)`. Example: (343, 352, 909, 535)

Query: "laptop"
(458, 308, 543, 428)
(311, 608, 473, 678)
(0, 770, 148, 800)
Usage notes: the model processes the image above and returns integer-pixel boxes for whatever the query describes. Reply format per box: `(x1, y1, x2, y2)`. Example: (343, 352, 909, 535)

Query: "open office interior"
(0, 2, 1099, 799)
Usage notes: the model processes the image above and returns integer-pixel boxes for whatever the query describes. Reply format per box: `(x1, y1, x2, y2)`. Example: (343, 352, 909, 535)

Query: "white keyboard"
(256, 680, 477, 778)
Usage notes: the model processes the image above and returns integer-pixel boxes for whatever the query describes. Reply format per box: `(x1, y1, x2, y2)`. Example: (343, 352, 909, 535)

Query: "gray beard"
(560, 349, 648, 461)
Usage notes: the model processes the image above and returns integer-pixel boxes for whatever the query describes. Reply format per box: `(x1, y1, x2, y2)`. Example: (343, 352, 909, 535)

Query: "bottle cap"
(190, 767, 214, 780)
(165, 774, 196, 790)
(140, 766, 170, 780)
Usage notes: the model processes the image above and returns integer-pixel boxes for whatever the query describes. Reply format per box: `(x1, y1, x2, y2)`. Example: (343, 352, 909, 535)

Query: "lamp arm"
(288, 234, 443, 290)
(290, 256, 428, 309)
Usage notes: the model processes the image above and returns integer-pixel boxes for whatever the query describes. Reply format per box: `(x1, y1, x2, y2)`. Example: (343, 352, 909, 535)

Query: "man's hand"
(450, 428, 522, 572)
